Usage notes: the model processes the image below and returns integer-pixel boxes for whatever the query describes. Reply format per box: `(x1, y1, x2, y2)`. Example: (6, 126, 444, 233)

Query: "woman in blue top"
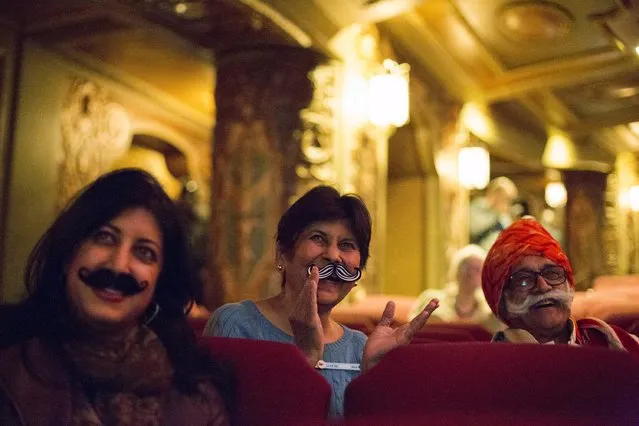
(204, 185, 439, 417)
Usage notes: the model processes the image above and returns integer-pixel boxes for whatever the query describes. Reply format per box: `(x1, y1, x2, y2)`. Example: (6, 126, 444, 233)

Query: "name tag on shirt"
(315, 360, 361, 371)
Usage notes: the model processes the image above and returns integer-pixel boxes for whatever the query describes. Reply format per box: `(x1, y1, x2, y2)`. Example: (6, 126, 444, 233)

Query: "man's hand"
(288, 266, 324, 366)
(362, 298, 439, 371)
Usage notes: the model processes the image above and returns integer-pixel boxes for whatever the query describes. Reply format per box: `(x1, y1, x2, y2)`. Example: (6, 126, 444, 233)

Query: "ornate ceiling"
(2, 0, 639, 174)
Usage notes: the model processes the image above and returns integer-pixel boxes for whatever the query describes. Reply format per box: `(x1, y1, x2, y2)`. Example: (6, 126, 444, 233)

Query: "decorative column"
(208, 47, 324, 308)
(605, 153, 639, 275)
(563, 170, 607, 290)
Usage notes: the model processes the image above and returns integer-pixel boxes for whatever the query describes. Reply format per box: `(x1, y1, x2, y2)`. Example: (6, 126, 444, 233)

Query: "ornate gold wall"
(209, 28, 402, 306)
(605, 153, 639, 276)
(564, 170, 607, 290)
(0, 43, 211, 303)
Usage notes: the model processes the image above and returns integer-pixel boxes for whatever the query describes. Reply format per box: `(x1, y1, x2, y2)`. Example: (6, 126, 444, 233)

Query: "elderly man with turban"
(482, 217, 639, 354)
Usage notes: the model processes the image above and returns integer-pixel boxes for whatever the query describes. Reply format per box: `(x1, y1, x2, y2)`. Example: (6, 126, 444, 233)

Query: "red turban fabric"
(481, 217, 573, 324)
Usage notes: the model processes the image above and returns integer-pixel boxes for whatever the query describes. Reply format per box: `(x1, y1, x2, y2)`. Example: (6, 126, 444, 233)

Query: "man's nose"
(535, 274, 553, 292)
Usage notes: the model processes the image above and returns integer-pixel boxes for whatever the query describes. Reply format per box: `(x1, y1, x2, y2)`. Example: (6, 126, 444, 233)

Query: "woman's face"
(281, 220, 361, 309)
(65, 207, 163, 329)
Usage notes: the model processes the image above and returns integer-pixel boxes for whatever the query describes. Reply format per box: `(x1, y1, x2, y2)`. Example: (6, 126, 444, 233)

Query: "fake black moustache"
(308, 262, 361, 283)
(78, 267, 148, 296)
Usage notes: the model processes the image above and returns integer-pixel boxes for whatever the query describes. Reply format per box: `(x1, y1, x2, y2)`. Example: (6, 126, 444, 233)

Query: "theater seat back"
(199, 336, 331, 425)
(345, 343, 639, 422)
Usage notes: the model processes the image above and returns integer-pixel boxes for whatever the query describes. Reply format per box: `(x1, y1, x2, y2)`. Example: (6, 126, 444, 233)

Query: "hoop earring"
(143, 302, 161, 325)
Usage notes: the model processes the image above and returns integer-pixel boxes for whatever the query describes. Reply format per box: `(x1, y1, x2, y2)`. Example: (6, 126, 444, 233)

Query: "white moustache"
(505, 287, 574, 317)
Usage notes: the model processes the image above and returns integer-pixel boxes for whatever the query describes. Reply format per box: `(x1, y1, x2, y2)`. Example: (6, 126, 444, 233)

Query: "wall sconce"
(368, 59, 410, 128)
(458, 146, 490, 190)
(542, 129, 576, 169)
(545, 181, 567, 208)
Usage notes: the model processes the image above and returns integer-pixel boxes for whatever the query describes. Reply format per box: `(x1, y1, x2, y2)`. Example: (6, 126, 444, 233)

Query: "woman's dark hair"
(276, 185, 372, 268)
(0, 168, 232, 400)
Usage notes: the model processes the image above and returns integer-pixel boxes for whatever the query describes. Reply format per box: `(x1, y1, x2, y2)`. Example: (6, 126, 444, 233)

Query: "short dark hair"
(276, 185, 372, 268)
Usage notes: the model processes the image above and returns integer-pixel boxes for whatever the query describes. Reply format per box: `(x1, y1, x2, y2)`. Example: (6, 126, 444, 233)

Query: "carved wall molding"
(58, 78, 131, 209)
(411, 73, 463, 290)
(295, 63, 339, 199)
(603, 171, 620, 274)
(564, 170, 607, 289)
(210, 47, 323, 306)
(606, 152, 639, 275)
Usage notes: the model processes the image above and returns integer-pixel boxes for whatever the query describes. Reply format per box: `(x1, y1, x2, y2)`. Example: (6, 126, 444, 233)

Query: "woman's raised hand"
(362, 298, 439, 371)
(288, 266, 324, 366)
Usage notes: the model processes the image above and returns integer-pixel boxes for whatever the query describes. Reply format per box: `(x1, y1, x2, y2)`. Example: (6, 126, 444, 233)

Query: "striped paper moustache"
(307, 263, 361, 283)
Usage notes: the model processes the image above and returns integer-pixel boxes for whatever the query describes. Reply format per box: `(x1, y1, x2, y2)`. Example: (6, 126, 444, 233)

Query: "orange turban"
(481, 217, 573, 324)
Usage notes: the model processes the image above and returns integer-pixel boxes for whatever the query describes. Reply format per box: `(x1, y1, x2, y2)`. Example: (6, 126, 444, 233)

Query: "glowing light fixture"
(619, 190, 630, 209)
(458, 146, 490, 190)
(629, 185, 639, 212)
(459, 103, 493, 140)
(343, 71, 369, 127)
(542, 129, 576, 169)
(174, 2, 187, 14)
(545, 181, 567, 208)
(368, 59, 410, 128)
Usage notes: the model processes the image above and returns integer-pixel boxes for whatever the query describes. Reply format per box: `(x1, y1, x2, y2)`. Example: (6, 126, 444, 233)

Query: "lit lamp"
(368, 59, 410, 128)
(545, 181, 567, 208)
(458, 146, 490, 190)
(619, 189, 630, 209)
(542, 129, 576, 169)
(629, 185, 639, 212)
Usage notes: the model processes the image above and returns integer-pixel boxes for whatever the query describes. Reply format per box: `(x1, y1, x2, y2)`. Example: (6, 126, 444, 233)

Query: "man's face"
(503, 255, 572, 341)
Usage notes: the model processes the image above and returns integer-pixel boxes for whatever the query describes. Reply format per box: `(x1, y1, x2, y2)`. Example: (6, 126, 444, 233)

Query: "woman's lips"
(92, 287, 125, 303)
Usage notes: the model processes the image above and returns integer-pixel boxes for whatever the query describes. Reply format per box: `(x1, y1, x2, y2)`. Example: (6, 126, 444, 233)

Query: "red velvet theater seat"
(187, 316, 209, 336)
(199, 336, 331, 425)
(325, 411, 617, 426)
(423, 323, 493, 341)
(411, 328, 475, 343)
(344, 343, 639, 423)
(604, 313, 639, 337)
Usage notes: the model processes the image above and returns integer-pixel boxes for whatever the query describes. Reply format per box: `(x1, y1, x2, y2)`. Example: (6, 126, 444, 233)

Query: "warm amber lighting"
(629, 121, 639, 136)
(629, 186, 639, 212)
(174, 2, 187, 14)
(542, 130, 576, 169)
(343, 71, 369, 127)
(545, 182, 567, 208)
(460, 103, 493, 140)
(458, 146, 490, 190)
(368, 59, 410, 128)
(619, 190, 630, 209)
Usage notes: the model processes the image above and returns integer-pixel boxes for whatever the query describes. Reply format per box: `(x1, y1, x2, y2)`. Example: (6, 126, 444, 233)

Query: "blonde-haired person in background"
(410, 244, 503, 333)
(469, 176, 518, 251)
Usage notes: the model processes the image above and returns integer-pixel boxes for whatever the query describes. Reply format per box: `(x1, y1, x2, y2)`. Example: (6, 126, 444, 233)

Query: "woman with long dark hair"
(0, 168, 230, 425)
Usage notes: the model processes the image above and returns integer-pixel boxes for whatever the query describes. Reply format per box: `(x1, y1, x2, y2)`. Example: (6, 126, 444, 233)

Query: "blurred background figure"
(469, 176, 519, 251)
(410, 244, 503, 333)
(511, 198, 531, 221)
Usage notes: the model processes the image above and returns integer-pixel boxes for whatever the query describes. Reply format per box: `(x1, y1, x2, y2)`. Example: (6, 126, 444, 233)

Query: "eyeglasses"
(508, 265, 567, 293)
